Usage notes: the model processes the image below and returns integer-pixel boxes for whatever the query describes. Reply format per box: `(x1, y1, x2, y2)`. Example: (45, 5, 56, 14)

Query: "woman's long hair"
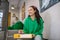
(29, 6, 41, 24)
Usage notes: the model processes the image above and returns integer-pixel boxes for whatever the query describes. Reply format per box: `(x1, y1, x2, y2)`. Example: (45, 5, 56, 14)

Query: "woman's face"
(28, 7, 36, 16)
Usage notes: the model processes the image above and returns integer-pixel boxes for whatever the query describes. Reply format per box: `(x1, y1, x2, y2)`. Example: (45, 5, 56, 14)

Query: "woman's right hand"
(18, 30, 23, 34)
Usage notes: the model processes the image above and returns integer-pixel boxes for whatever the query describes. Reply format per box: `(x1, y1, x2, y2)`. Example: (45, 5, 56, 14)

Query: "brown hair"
(29, 6, 41, 24)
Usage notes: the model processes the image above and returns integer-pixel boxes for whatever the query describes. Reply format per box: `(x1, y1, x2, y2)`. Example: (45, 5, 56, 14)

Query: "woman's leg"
(34, 35, 42, 40)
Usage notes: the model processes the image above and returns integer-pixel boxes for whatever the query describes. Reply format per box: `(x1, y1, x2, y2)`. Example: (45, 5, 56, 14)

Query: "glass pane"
(0, 12, 3, 17)
(0, 11, 3, 30)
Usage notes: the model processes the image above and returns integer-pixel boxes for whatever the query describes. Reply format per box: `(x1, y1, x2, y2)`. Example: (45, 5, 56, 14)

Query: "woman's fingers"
(18, 30, 23, 34)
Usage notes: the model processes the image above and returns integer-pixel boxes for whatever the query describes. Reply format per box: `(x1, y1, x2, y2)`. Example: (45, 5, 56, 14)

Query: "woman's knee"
(34, 35, 42, 40)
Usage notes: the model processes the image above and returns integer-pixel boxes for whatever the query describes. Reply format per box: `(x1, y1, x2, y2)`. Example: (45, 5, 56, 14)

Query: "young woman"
(23, 6, 44, 40)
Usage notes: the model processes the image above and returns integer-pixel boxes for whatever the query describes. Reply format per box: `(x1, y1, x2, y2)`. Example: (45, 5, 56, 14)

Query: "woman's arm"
(35, 18, 44, 35)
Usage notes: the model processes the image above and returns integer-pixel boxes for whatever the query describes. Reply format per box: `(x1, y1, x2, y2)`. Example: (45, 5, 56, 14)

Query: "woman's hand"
(18, 30, 23, 34)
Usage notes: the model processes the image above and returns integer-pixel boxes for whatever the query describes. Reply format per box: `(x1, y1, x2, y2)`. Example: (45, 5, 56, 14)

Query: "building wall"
(41, 2, 60, 40)
(9, 9, 19, 26)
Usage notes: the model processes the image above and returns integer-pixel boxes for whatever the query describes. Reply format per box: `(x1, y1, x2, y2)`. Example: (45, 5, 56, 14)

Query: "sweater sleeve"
(23, 19, 29, 34)
(35, 18, 44, 35)
(8, 26, 13, 30)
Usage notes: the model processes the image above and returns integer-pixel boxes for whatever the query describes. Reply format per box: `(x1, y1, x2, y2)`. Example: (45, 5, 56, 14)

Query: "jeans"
(35, 35, 42, 40)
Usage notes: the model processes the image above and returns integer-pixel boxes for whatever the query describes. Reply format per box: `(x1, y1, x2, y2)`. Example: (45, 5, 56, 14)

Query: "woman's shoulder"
(23, 17, 29, 22)
(24, 17, 30, 20)
(40, 17, 43, 20)
(40, 17, 44, 23)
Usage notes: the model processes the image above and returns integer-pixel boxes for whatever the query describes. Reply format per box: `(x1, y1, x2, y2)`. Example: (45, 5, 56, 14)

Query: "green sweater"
(23, 17, 44, 37)
(8, 21, 23, 30)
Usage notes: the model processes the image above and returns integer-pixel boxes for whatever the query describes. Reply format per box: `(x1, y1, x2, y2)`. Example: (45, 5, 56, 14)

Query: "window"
(0, 11, 3, 30)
